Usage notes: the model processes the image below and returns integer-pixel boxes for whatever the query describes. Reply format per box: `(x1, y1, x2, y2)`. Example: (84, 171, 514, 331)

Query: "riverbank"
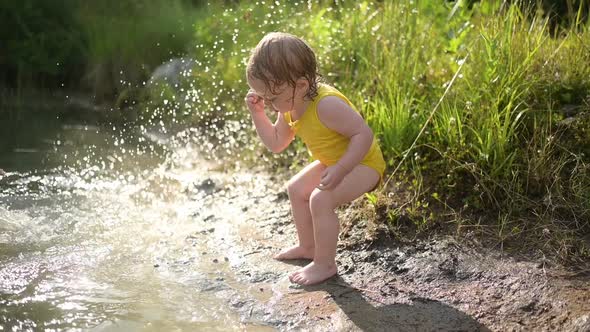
(180, 165, 590, 331)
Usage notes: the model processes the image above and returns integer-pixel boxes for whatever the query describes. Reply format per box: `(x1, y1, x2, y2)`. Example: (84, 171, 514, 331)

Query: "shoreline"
(185, 169, 590, 331)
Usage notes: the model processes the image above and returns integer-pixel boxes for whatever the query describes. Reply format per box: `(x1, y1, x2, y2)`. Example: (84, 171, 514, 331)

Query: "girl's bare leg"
(289, 164, 379, 285)
(274, 160, 326, 260)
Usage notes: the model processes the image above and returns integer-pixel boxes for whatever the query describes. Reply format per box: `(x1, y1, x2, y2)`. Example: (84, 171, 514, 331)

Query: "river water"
(0, 118, 276, 331)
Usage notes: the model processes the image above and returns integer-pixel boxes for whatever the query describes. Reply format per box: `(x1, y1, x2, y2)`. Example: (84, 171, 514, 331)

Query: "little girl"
(244, 32, 385, 285)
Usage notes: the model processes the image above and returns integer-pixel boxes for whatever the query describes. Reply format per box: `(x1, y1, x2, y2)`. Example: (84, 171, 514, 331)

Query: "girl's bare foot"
(288, 261, 337, 285)
(273, 245, 314, 260)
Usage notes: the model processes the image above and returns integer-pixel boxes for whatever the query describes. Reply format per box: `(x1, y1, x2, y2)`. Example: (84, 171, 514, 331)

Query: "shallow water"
(0, 120, 274, 331)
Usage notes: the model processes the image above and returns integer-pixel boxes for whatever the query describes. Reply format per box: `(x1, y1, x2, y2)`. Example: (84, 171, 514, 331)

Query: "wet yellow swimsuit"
(283, 84, 386, 178)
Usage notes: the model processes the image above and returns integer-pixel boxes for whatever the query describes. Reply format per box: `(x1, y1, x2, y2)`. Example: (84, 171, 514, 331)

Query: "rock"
(571, 314, 590, 332)
(148, 57, 195, 89)
(438, 255, 459, 277)
(194, 178, 219, 195)
(274, 191, 288, 201)
(520, 299, 538, 312)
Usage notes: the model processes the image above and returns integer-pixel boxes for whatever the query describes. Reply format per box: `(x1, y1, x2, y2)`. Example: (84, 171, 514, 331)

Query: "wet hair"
(246, 32, 320, 100)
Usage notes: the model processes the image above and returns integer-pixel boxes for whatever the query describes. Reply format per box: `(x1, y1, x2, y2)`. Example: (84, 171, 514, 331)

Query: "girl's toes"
(291, 273, 304, 284)
(289, 271, 300, 282)
(288, 270, 299, 279)
(294, 274, 307, 285)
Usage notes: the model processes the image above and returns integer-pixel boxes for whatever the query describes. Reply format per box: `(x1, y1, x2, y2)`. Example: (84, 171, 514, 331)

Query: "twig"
(381, 54, 469, 191)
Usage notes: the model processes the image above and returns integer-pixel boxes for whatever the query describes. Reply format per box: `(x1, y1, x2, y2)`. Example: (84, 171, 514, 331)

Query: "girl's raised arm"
(245, 91, 294, 153)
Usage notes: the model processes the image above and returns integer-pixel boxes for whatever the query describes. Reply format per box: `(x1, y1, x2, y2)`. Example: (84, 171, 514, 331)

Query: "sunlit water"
(0, 120, 274, 331)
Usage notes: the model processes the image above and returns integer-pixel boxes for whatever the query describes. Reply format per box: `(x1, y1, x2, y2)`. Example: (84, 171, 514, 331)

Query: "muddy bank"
(187, 169, 590, 331)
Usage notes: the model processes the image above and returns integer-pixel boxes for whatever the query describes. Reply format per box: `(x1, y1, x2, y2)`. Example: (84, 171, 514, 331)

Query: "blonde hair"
(246, 32, 320, 100)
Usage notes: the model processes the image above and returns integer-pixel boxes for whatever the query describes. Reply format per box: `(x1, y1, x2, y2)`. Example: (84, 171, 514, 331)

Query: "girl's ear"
(296, 78, 309, 96)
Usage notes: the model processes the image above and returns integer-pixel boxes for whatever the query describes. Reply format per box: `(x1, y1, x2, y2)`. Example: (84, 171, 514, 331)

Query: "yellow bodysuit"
(284, 84, 386, 178)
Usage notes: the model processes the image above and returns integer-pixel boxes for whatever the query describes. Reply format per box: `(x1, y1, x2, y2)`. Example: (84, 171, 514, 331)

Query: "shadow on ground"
(313, 278, 490, 332)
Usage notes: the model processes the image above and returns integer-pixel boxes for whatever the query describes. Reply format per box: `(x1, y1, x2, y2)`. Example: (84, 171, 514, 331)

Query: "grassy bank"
(143, 0, 589, 262)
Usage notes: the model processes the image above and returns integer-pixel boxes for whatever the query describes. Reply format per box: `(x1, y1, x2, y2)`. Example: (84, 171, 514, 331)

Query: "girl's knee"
(309, 189, 335, 213)
(287, 178, 306, 201)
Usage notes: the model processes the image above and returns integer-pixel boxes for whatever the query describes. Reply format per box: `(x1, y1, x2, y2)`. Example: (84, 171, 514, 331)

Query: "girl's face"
(248, 78, 297, 113)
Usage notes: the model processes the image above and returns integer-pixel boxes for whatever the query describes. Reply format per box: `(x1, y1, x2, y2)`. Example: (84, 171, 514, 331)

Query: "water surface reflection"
(0, 121, 268, 330)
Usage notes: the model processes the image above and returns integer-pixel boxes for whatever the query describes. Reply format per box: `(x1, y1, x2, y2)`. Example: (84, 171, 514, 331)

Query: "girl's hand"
(318, 163, 348, 190)
(245, 89, 265, 114)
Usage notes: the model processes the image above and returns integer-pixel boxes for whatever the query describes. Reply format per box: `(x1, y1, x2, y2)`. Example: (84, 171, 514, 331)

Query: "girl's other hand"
(245, 89, 265, 114)
(318, 163, 347, 190)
